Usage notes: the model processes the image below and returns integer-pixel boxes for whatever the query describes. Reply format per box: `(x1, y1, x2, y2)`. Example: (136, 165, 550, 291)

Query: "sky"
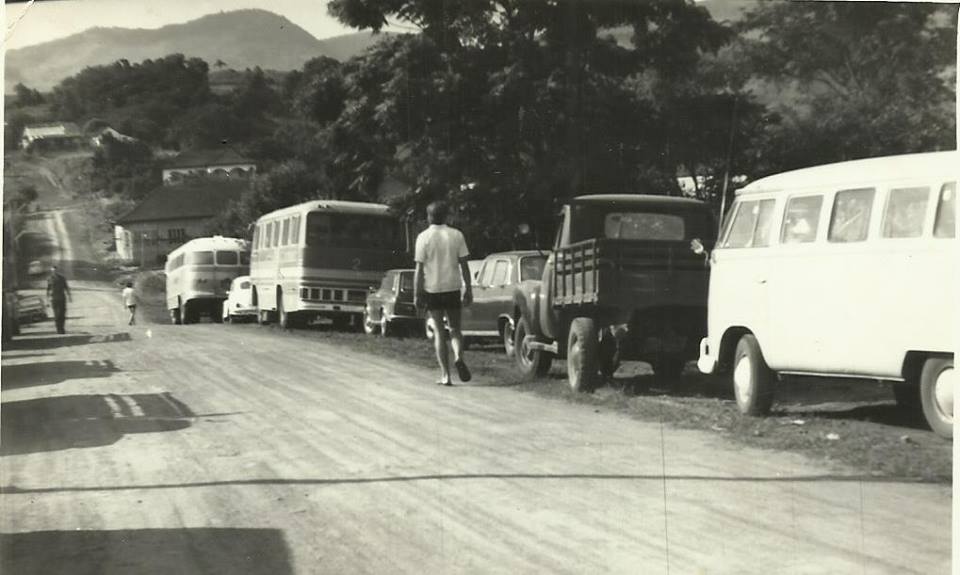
(3, 0, 404, 50)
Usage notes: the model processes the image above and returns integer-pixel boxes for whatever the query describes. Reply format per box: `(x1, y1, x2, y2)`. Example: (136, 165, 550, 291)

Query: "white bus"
(249, 200, 409, 329)
(166, 236, 250, 324)
(697, 151, 956, 437)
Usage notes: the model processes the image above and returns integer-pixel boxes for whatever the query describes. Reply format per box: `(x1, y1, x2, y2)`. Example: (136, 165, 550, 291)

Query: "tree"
(90, 133, 160, 200)
(325, 0, 733, 252)
(13, 83, 43, 107)
(737, 2, 956, 173)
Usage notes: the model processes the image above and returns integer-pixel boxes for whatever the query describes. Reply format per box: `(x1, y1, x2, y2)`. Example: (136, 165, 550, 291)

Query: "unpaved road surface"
(1, 281, 952, 574)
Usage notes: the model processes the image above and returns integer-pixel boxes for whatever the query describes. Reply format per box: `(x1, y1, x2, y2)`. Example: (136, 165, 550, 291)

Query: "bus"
(249, 200, 410, 329)
(697, 151, 956, 438)
(166, 236, 250, 324)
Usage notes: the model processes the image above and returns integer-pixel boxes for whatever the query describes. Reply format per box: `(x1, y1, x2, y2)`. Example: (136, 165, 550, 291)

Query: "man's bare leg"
(446, 307, 464, 362)
(428, 310, 451, 384)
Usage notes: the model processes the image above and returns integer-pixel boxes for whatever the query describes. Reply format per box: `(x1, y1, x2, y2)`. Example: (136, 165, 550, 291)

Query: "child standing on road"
(122, 281, 138, 326)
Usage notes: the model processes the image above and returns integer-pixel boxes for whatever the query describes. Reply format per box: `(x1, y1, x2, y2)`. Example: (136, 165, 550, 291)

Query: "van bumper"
(697, 337, 717, 374)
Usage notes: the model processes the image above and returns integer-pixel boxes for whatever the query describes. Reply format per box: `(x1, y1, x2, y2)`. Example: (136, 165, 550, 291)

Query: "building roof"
(115, 180, 248, 225)
(22, 122, 83, 139)
(164, 147, 256, 169)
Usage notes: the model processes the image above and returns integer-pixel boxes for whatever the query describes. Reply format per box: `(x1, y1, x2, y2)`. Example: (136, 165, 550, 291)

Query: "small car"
(221, 276, 257, 323)
(27, 260, 46, 277)
(16, 294, 48, 323)
(364, 269, 421, 336)
(461, 250, 548, 356)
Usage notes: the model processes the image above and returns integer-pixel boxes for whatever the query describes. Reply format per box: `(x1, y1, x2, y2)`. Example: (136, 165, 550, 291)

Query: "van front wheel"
(732, 334, 775, 416)
(920, 357, 954, 439)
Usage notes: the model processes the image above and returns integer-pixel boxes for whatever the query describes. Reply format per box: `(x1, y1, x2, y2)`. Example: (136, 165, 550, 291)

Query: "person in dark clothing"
(46, 265, 72, 334)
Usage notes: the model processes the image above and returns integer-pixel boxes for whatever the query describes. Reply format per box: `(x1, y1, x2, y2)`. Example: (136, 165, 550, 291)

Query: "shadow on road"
(1, 360, 120, 390)
(4, 332, 132, 351)
(0, 528, 293, 575)
(1, 393, 195, 456)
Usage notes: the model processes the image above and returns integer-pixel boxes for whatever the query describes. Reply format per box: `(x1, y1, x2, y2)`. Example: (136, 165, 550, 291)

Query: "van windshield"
(306, 213, 402, 249)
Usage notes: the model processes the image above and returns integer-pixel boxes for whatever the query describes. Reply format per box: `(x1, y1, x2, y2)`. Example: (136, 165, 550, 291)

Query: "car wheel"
(502, 318, 516, 358)
(514, 315, 552, 380)
(567, 317, 599, 393)
(732, 334, 776, 416)
(363, 308, 379, 335)
(920, 356, 953, 439)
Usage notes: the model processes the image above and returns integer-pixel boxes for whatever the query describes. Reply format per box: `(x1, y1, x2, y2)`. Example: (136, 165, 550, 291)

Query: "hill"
(4, 9, 387, 93)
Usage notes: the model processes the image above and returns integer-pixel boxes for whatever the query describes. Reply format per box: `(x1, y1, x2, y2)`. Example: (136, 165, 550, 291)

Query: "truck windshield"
(306, 213, 402, 249)
(571, 205, 711, 242)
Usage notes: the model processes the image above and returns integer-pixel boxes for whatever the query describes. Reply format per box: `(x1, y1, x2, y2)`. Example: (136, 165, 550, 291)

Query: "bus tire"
(920, 356, 953, 439)
(567, 317, 599, 393)
(733, 334, 776, 416)
(514, 316, 552, 380)
(277, 291, 291, 330)
(180, 300, 193, 325)
(170, 305, 181, 325)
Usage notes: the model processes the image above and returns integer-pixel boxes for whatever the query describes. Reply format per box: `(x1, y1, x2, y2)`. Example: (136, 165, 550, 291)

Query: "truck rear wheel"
(514, 316, 552, 380)
(732, 334, 775, 415)
(920, 356, 953, 439)
(567, 317, 599, 393)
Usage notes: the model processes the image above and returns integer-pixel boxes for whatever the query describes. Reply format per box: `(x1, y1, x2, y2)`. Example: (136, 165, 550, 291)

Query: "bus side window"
(934, 182, 956, 238)
(829, 188, 874, 243)
(882, 187, 929, 239)
(290, 215, 300, 245)
(281, 218, 290, 246)
(781, 195, 823, 244)
(264, 223, 273, 248)
(273, 220, 281, 246)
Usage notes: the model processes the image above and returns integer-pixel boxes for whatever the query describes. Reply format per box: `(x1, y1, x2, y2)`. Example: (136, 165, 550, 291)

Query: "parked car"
(363, 269, 421, 336)
(461, 251, 548, 356)
(221, 276, 257, 323)
(16, 294, 48, 323)
(512, 194, 716, 391)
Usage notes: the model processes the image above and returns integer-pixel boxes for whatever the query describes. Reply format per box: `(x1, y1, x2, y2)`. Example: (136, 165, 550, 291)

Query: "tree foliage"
(90, 133, 160, 200)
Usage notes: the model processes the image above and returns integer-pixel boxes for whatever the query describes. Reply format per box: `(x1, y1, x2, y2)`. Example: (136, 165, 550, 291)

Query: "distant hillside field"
(4, 9, 391, 93)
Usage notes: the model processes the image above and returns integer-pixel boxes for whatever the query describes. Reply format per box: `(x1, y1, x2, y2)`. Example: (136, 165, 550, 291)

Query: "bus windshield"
(187, 251, 214, 265)
(305, 213, 402, 249)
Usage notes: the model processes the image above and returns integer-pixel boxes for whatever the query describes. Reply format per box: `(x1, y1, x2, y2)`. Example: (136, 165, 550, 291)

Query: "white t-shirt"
(122, 287, 137, 307)
(414, 224, 469, 293)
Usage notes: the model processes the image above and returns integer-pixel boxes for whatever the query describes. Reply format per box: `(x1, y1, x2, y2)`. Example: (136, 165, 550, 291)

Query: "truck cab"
(512, 194, 715, 391)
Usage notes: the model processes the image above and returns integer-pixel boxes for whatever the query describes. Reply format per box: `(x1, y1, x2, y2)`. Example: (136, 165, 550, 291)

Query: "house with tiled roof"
(113, 180, 248, 265)
(162, 147, 257, 184)
(20, 122, 85, 151)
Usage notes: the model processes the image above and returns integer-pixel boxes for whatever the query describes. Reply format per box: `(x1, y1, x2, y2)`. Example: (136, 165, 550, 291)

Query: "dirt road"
(1, 279, 951, 574)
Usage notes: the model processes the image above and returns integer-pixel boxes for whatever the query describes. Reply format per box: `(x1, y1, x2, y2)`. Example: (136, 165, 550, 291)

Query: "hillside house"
(114, 180, 247, 266)
(92, 127, 138, 147)
(20, 122, 85, 151)
(162, 148, 256, 184)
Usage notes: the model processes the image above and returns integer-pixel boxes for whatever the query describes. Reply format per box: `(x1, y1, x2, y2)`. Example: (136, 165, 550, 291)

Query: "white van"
(697, 151, 956, 438)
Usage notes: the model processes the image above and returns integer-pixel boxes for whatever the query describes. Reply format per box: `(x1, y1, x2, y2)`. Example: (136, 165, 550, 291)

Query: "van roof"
(739, 151, 959, 196)
(259, 200, 392, 220)
(171, 236, 249, 254)
(571, 194, 707, 208)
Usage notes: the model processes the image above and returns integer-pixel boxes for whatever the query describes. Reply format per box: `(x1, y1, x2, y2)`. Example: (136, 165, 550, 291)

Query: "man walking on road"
(46, 265, 72, 334)
(414, 201, 472, 386)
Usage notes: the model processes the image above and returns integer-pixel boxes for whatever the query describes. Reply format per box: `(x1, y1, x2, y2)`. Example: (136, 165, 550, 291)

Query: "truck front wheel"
(567, 317, 599, 393)
(514, 316, 552, 380)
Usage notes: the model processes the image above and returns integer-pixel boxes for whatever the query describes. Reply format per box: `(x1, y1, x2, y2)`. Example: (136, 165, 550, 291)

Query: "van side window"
(781, 195, 823, 244)
(281, 218, 290, 246)
(882, 187, 929, 238)
(273, 220, 281, 246)
(829, 188, 874, 243)
(723, 199, 774, 248)
(934, 182, 955, 238)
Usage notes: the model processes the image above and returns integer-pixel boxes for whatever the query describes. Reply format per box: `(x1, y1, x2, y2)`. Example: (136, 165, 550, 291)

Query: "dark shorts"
(423, 291, 461, 311)
(127, 305, 137, 311)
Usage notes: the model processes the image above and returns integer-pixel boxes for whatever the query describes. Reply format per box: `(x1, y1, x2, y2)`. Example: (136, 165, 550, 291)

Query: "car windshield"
(305, 213, 402, 249)
(519, 256, 547, 281)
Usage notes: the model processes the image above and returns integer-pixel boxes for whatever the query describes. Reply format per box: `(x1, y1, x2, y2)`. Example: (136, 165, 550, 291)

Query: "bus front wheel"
(170, 306, 181, 325)
(732, 334, 776, 416)
(920, 356, 954, 439)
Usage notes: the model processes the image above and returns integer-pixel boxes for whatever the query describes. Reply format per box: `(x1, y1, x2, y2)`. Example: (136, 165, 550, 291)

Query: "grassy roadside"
(149, 312, 951, 483)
